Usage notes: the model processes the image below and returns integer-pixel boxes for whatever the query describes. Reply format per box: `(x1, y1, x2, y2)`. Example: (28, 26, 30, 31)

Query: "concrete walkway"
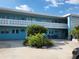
(0, 40, 79, 59)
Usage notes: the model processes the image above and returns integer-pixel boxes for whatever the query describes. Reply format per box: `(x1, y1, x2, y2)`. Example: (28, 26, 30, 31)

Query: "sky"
(0, 0, 79, 16)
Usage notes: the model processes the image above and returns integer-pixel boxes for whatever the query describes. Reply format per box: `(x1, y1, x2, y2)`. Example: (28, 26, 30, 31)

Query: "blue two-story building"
(0, 8, 79, 40)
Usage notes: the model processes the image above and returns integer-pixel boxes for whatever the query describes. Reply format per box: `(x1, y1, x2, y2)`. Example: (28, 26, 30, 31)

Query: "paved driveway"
(0, 40, 79, 59)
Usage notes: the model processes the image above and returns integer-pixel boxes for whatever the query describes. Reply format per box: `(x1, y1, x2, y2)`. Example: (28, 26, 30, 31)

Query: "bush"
(23, 33, 54, 48)
(28, 33, 45, 48)
(71, 26, 79, 41)
(43, 39, 54, 47)
(23, 38, 28, 46)
(27, 24, 47, 36)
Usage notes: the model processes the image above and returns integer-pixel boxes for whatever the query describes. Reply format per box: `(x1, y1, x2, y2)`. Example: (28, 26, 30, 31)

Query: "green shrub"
(71, 26, 79, 40)
(23, 33, 54, 48)
(27, 24, 47, 36)
(28, 33, 44, 48)
(23, 38, 29, 46)
(44, 39, 54, 47)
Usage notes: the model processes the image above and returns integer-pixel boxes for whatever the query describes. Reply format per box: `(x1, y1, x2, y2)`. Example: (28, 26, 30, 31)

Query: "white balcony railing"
(0, 18, 68, 29)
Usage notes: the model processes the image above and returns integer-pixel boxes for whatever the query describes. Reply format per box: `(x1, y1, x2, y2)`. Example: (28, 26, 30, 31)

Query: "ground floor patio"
(0, 39, 78, 59)
(0, 26, 68, 40)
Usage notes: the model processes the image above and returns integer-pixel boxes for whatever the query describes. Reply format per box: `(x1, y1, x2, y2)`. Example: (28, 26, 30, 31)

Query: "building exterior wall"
(70, 16, 79, 30)
(0, 27, 26, 40)
(47, 28, 68, 39)
(0, 12, 67, 29)
(0, 10, 68, 40)
(0, 18, 67, 29)
(67, 15, 79, 39)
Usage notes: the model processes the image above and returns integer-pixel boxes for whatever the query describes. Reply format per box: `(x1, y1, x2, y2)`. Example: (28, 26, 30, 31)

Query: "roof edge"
(0, 7, 79, 18)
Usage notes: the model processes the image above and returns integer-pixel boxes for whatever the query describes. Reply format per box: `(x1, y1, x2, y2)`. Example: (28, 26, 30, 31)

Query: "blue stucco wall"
(0, 32, 26, 40)
(0, 13, 67, 23)
(0, 27, 26, 40)
(0, 26, 68, 40)
(0, 12, 68, 40)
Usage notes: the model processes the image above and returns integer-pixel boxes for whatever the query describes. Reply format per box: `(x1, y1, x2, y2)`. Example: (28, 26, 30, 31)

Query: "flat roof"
(0, 7, 78, 18)
(0, 7, 65, 18)
(63, 14, 79, 17)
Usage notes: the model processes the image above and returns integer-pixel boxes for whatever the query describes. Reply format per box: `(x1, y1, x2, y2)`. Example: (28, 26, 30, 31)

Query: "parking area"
(0, 40, 79, 59)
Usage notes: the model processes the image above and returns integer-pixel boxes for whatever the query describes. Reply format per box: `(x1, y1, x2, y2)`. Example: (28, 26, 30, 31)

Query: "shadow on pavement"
(0, 39, 71, 49)
(49, 39, 70, 50)
(0, 40, 24, 48)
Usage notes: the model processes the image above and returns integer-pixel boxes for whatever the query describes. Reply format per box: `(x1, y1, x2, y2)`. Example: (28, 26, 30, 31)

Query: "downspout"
(67, 16, 71, 40)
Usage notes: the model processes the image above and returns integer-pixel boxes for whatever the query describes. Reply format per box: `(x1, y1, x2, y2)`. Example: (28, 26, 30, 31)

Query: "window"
(6, 16, 10, 19)
(49, 30, 51, 34)
(12, 29, 19, 34)
(28, 17, 32, 20)
(16, 30, 19, 33)
(32, 18, 36, 20)
(52, 30, 53, 34)
(5, 31, 9, 33)
(1, 31, 4, 34)
(21, 18, 25, 20)
(12, 30, 15, 33)
(1, 16, 5, 18)
(21, 29, 25, 32)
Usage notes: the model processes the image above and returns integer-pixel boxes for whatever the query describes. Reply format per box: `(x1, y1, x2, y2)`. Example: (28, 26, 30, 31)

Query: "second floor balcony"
(0, 18, 68, 29)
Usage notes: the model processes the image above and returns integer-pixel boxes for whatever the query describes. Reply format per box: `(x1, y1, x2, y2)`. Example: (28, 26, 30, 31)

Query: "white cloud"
(67, 6, 79, 12)
(48, 0, 58, 7)
(65, 0, 79, 4)
(45, 0, 64, 7)
(44, 0, 64, 10)
(45, 0, 79, 10)
(44, 6, 50, 10)
(67, 8, 73, 11)
(16, 5, 33, 12)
